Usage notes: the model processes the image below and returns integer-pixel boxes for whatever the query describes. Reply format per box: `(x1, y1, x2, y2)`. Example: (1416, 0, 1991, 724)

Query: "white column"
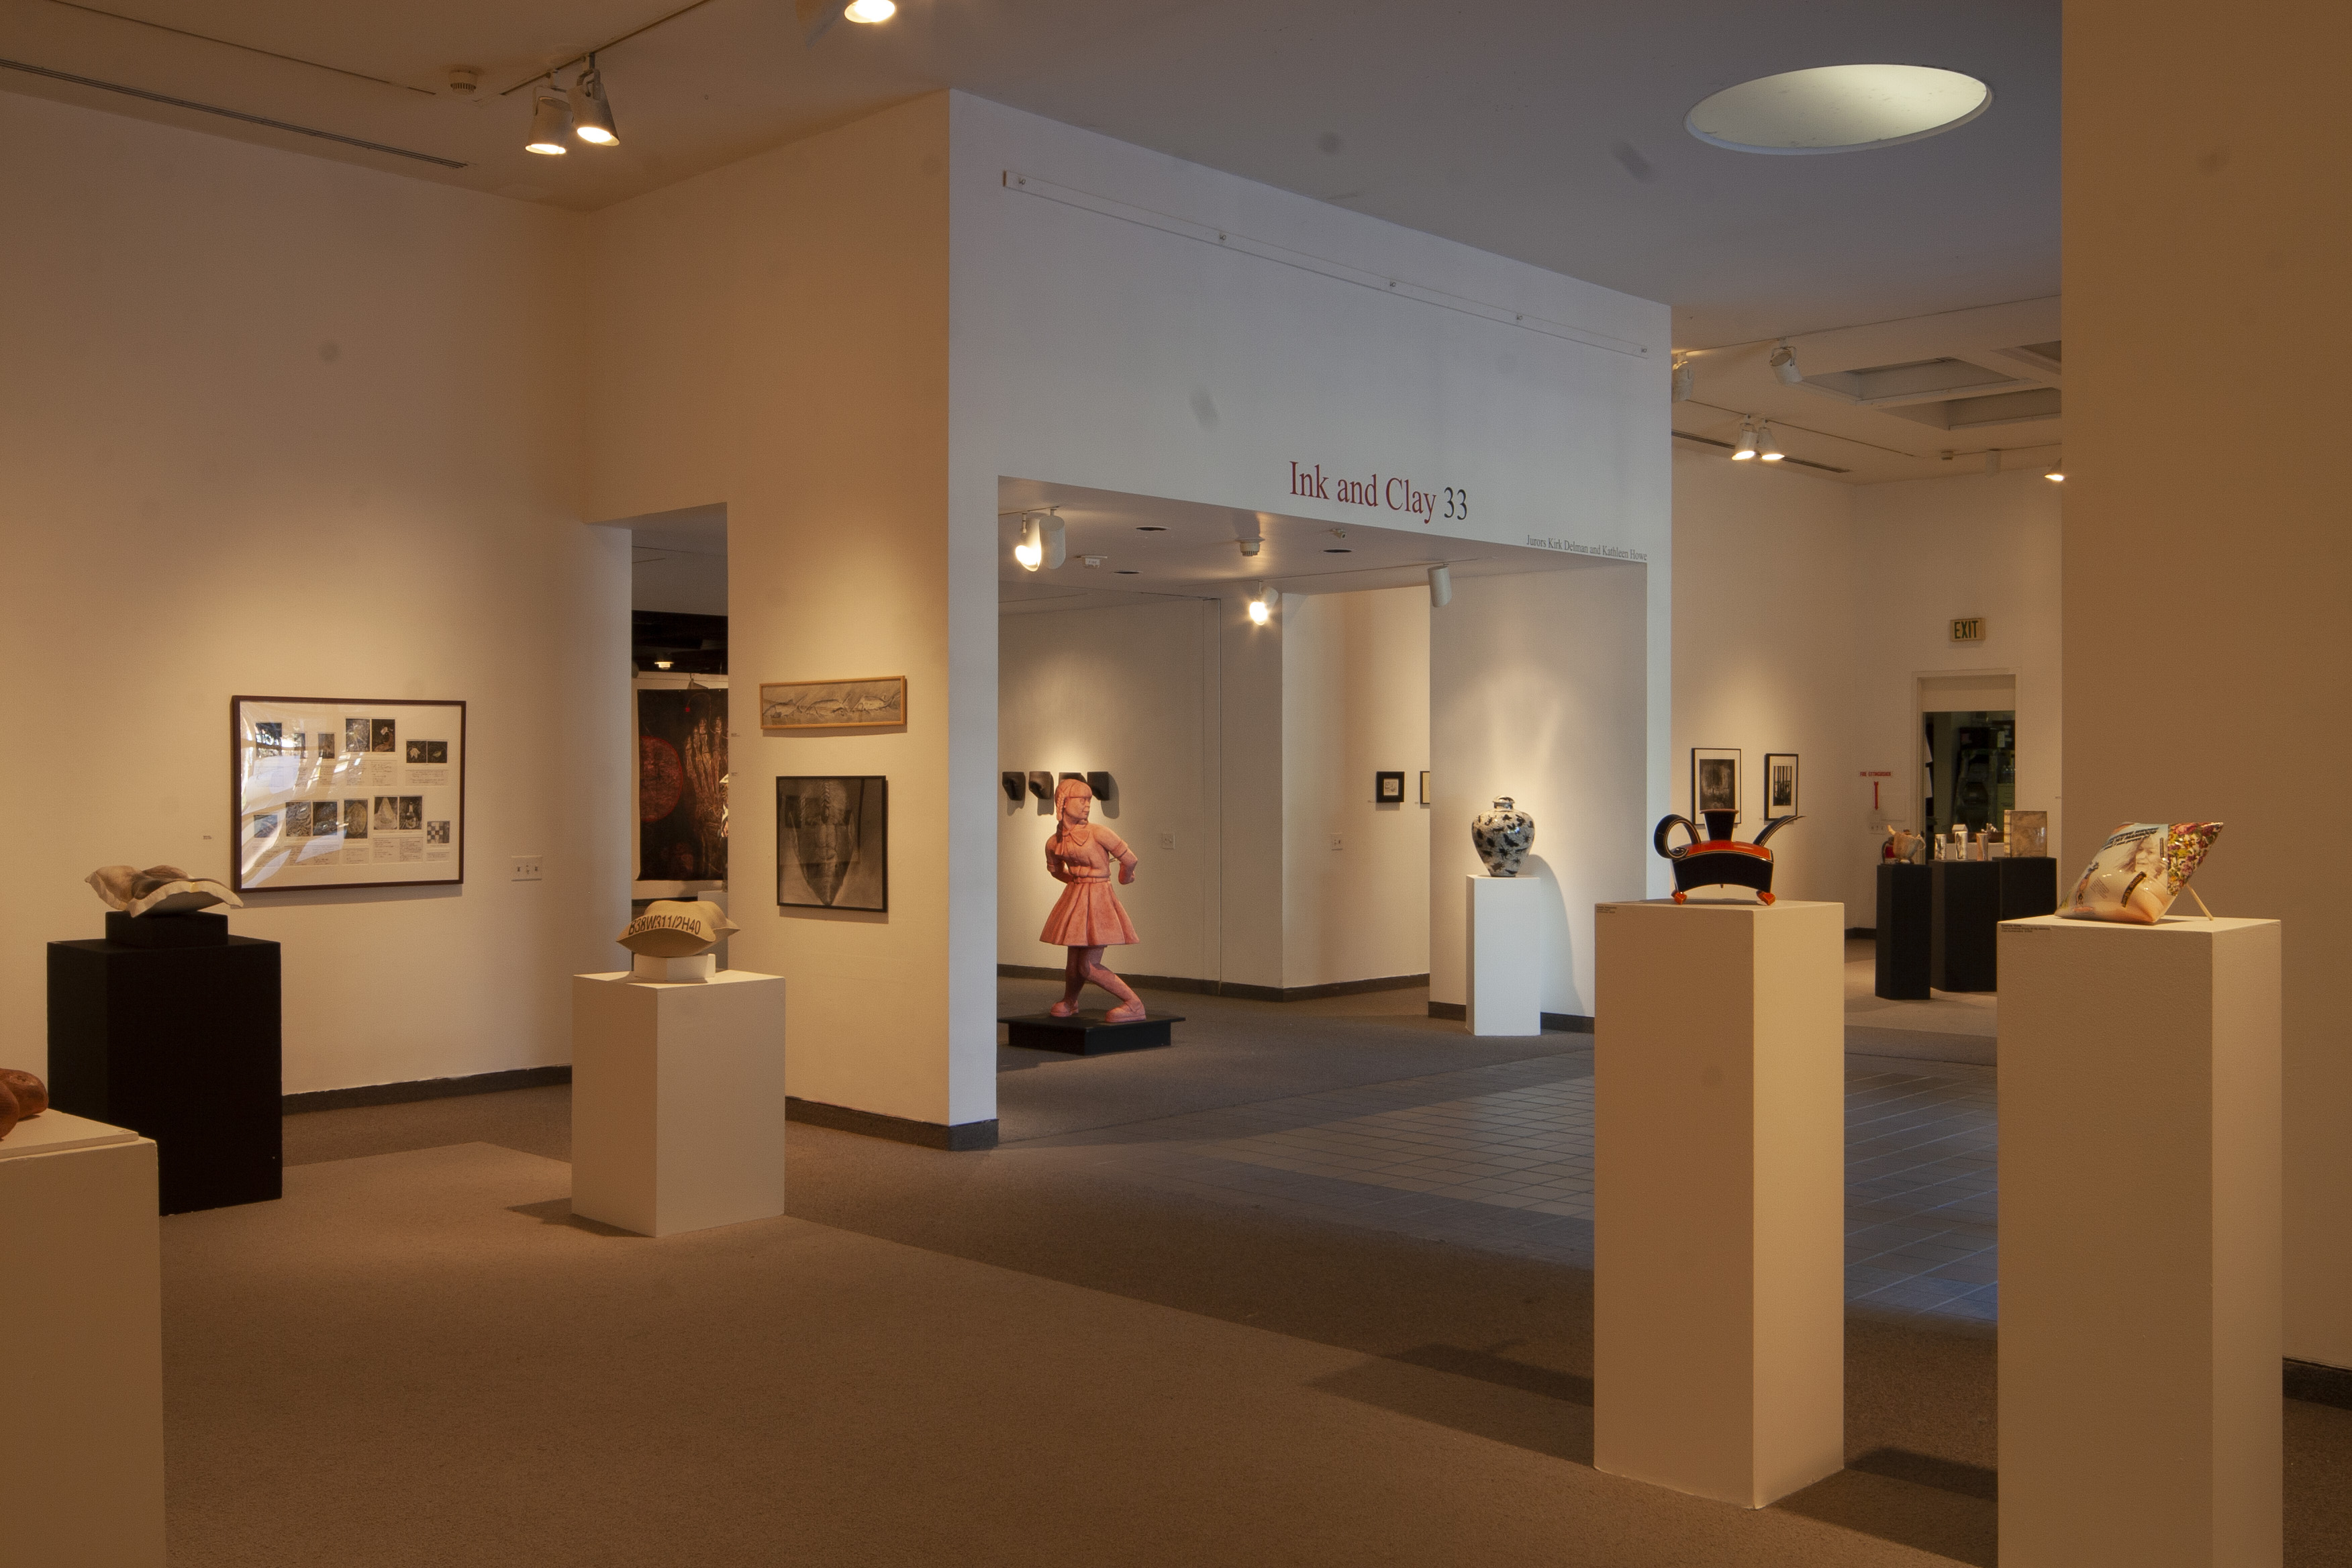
(1594, 898, 1845, 1508)
(1466, 875, 1543, 1036)
(0, 1112, 164, 1567)
(1998, 915, 2282, 1567)
(572, 970, 789, 1238)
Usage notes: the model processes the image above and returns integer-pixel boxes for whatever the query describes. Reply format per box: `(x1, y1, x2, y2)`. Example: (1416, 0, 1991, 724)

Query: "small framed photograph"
(1375, 770, 1405, 803)
(1418, 771, 1431, 805)
(1763, 753, 1799, 816)
(1692, 747, 1741, 822)
(759, 676, 905, 731)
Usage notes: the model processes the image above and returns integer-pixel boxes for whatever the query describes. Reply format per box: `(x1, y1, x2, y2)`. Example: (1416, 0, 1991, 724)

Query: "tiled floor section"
(1010, 1050, 1999, 1328)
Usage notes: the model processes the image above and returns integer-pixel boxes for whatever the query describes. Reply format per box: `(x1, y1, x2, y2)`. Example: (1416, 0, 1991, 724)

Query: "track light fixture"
(1247, 582, 1276, 625)
(524, 81, 571, 154)
(1768, 341, 1802, 385)
(1756, 423, 1784, 462)
(1428, 564, 1453, 608)
(1238, 537, 1262, 558)
(569, 56, 618, 146)
(2044, 461, 2065, 483)
(845, 0, 897, 19)
(1013, 510, 1067, 571)
(1671, 355, 1694, 403)
(1730, 421, 1759, 461)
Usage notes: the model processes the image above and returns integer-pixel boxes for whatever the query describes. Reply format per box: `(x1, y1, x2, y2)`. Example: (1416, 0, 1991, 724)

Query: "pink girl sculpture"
(1041, 777, 1144, 1021)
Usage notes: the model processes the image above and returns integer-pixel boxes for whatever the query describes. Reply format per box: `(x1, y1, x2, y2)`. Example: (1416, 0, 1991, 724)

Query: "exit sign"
(1951, 618, 1986, 643)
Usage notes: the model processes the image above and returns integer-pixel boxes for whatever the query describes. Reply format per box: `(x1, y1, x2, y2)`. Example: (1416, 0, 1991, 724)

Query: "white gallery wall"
(1281, 586, 1433, 989)
(0, 91, 629, 1095)
(1430, 564, 1651, 1018)
(1671, 446, 2063, 922)
(997, 597, 1221, 982)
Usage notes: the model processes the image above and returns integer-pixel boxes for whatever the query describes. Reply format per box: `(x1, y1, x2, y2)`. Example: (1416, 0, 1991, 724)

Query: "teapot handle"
(1653, 814, 1702, 859)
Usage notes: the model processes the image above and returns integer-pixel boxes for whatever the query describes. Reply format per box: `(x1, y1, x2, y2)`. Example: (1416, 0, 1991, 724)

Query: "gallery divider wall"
(0, 88, 631, 1094)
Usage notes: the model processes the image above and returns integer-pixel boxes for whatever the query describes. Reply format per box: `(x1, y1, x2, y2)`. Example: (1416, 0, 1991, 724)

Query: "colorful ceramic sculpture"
(1041, 778, 1144, 1022)
(2063, 821, 2223, 924)
(0, 1068, 47, 1142)
(1471, 797, 1535, 877)
(1653, 810, 1802, 903)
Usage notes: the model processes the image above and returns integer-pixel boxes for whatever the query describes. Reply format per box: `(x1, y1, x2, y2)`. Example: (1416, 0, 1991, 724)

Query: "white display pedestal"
(0, 1112, 166, 1567)
(1465, 874, 1542, 1036)
(1998, 914, 2282, 1568)
(572, 969, 789, 1238)
(1593, 898, 1845, 1508)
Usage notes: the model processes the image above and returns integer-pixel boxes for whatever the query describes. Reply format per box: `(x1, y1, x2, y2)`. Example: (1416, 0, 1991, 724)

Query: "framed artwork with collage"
(232, 696, 465, 891)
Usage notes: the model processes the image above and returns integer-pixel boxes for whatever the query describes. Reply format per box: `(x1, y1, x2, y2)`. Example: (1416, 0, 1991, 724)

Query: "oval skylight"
(1686, 65, 1992, 155)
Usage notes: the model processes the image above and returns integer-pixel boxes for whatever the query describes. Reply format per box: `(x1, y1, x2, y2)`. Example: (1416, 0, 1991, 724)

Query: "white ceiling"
(995, 478, 1604, 614)
(0, 0, 2059, 348)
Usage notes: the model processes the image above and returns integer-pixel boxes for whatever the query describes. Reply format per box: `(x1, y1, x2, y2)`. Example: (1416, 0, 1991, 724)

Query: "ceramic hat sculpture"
(86, 864, 244, 918)
(0, 1067, 48, 1142)
(1652, 810, 1801, 903)
(616, 899, 740, 958)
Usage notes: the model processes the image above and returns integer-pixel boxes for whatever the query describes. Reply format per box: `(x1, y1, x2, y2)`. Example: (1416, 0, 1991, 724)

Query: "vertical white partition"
(1594, 898, 1845, 1507)
(1998, 915, 2282, 1568)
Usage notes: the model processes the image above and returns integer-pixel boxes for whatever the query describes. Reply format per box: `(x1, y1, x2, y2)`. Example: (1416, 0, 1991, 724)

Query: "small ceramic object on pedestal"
(0, 1067, 50, 1141)
(85, 865, 243, 919)
(616, 899, 739, 983)
(1042, 779, 1145, 1022)
(1653, 810, 1802, 903)
(1471, 797, 1535, 877)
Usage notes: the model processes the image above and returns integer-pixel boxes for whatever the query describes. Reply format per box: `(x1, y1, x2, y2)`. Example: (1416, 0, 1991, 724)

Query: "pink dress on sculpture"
(1040, 824, 1140, 947)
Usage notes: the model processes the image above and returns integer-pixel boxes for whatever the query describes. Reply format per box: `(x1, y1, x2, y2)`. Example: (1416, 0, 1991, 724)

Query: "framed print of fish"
(758, 676, 906, 732)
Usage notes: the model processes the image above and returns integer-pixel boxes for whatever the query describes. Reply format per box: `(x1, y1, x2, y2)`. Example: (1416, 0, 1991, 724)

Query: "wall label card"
(232, 696, 465, 891)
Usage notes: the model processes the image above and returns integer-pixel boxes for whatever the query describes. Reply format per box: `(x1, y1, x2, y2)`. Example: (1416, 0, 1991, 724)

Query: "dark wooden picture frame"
(1692, 746, 1741, 824)
(1375, 770, 1406, 803)
(231, 695, 467, 893)
(776, 775, 889, 912)
(1763, 752, 1800, 816)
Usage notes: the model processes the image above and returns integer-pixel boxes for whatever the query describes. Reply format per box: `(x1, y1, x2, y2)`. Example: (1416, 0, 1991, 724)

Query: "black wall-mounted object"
(1001, 772, 1024, 807)
(46, 912, 283, 1215)
(1085, 771, 1113, 801)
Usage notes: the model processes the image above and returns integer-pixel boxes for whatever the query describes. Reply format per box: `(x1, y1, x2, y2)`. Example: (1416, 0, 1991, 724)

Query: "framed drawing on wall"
(1692, 747, 1741, 823)
(1375, 771, 1406, 803)
(1764, 753, 1800, 816)
(777, 776, 888, 912)
(758, 676, 905, 731)
(232, 696, 465, 892)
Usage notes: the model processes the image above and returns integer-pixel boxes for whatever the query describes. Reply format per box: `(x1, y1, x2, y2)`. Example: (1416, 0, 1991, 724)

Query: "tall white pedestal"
(1593, 898, 1845, 1508)
(0, 1112, 166, 1567)
(1998, 914, 2282, 1568)
(572, 969, 789, 1238)
(1466, 874, 1542, 1036)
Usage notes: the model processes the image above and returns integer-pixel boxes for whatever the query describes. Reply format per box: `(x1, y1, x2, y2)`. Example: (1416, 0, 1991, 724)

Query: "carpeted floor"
(211, 979, 2352, 1567)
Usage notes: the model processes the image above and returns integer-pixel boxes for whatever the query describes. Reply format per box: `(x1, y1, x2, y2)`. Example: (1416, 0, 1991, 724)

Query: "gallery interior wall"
(582, 96, 979, 1130)
(1670, 450, 2063, 922)
(2066, 0, 2352, 1369)
(0, 89, 628, 1095)
(997, 597, 1220, 981)
(1429, 565, 1649, 1018)
(1281, 585, 1432, 989)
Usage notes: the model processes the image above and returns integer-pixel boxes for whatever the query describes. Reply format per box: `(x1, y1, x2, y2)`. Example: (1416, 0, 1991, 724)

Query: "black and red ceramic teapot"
(1651, 810, 1802, 903)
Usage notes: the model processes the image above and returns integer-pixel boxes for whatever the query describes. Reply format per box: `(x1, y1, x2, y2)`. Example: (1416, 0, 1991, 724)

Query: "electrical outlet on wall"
(511, 854, 544, 881)
(1158, 832, 1175, 850)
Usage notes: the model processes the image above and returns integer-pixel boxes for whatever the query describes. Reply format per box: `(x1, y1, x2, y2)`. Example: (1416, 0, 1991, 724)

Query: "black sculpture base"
(1001, 1011, 1182, 1056)
(48, 928, 283, 1215)
(1930, 856, 2061, 993)
(1875, 863, 1932, 999)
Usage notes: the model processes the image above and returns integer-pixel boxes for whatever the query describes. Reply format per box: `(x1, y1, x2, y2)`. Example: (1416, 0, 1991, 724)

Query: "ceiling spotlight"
(653, 659, 673, 671)
(1014, 513, 1043, 571)
(569, 57, 618, 146)
(1671, 355, 1694, 403)
(1687, 65, 1993, 156)
(844, 0, 896, 19)
(524, 82, 571, 155)
(1731, 422, 1759, 461)
(1238, 537, 1263, 558)
(1428, 564, 1453, 608)
(1768, 342, 1802, 385)
(2044, 461, 2065, 483)
(1247, 582, 1275, 625)
(1041, 509, 1067, 569)
(1757, 424, 1784, 462)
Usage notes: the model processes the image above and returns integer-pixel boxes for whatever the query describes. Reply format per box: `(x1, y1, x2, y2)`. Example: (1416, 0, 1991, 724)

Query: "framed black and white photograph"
(1764, 753, 1800, 816)
(1420, 771, 1431, 805)
(1692, 747, 1742, 822)
(232, 696, 465, 891)
(777, 775, 888, 912)
(1376, 770, 1405, 803)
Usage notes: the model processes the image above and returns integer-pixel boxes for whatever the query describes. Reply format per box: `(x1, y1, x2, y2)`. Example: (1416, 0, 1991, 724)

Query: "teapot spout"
(1753, 814, 1802, 847)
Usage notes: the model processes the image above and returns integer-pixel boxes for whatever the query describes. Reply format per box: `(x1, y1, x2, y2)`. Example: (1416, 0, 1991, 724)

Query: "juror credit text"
(1290, 462, 1467, 523)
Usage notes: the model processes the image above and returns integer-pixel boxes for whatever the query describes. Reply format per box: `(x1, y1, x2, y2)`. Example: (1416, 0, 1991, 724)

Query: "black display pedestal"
(1930, 856, 2060, 993)
(1875, 863, 1932, 999)
(47, 913, 283, 1215)
(1001, 1011, 1182, 1056)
